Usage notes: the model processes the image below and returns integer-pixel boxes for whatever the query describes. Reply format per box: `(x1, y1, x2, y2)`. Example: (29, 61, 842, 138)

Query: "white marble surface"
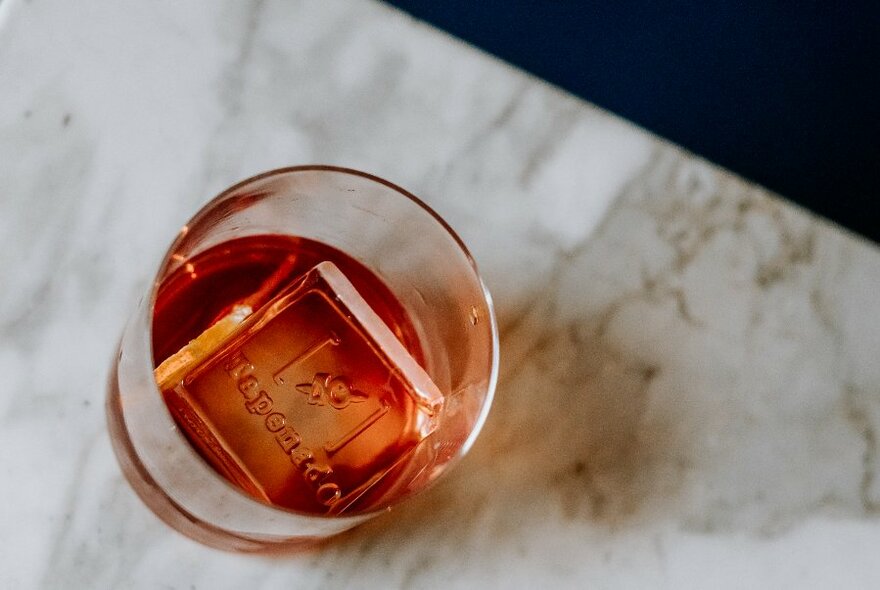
(2, 0, 880, 587)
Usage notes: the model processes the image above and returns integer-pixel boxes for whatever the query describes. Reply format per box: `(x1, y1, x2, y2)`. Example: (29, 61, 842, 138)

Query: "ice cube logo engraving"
(296, 374, 368, 409)
(295, 373, 390, 456)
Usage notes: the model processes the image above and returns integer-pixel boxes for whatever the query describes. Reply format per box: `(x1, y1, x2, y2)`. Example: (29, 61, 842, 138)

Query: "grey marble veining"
(2, 0, 880, 588)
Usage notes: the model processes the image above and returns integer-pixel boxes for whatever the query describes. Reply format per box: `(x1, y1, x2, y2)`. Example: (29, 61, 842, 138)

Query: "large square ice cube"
(160, 262, 443, 514)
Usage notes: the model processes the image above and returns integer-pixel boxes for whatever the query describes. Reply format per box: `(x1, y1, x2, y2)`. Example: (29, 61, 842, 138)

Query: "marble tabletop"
(2, 0, 880, 587)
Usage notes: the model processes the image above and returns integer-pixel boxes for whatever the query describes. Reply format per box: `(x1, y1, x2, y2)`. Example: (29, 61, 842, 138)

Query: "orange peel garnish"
(154, 304, 252, 390)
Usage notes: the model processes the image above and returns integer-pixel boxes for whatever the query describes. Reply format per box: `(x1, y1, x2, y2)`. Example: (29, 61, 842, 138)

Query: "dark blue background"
(387, 1, 879, 241)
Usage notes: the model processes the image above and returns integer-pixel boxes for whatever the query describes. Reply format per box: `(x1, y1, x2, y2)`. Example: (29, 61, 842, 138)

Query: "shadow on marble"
(317, 149, 880, 567)
(323, 239, 688, 562)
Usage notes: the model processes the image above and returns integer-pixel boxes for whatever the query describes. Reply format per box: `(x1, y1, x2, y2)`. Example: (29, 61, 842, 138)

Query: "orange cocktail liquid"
(152, 235, 442, 515)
